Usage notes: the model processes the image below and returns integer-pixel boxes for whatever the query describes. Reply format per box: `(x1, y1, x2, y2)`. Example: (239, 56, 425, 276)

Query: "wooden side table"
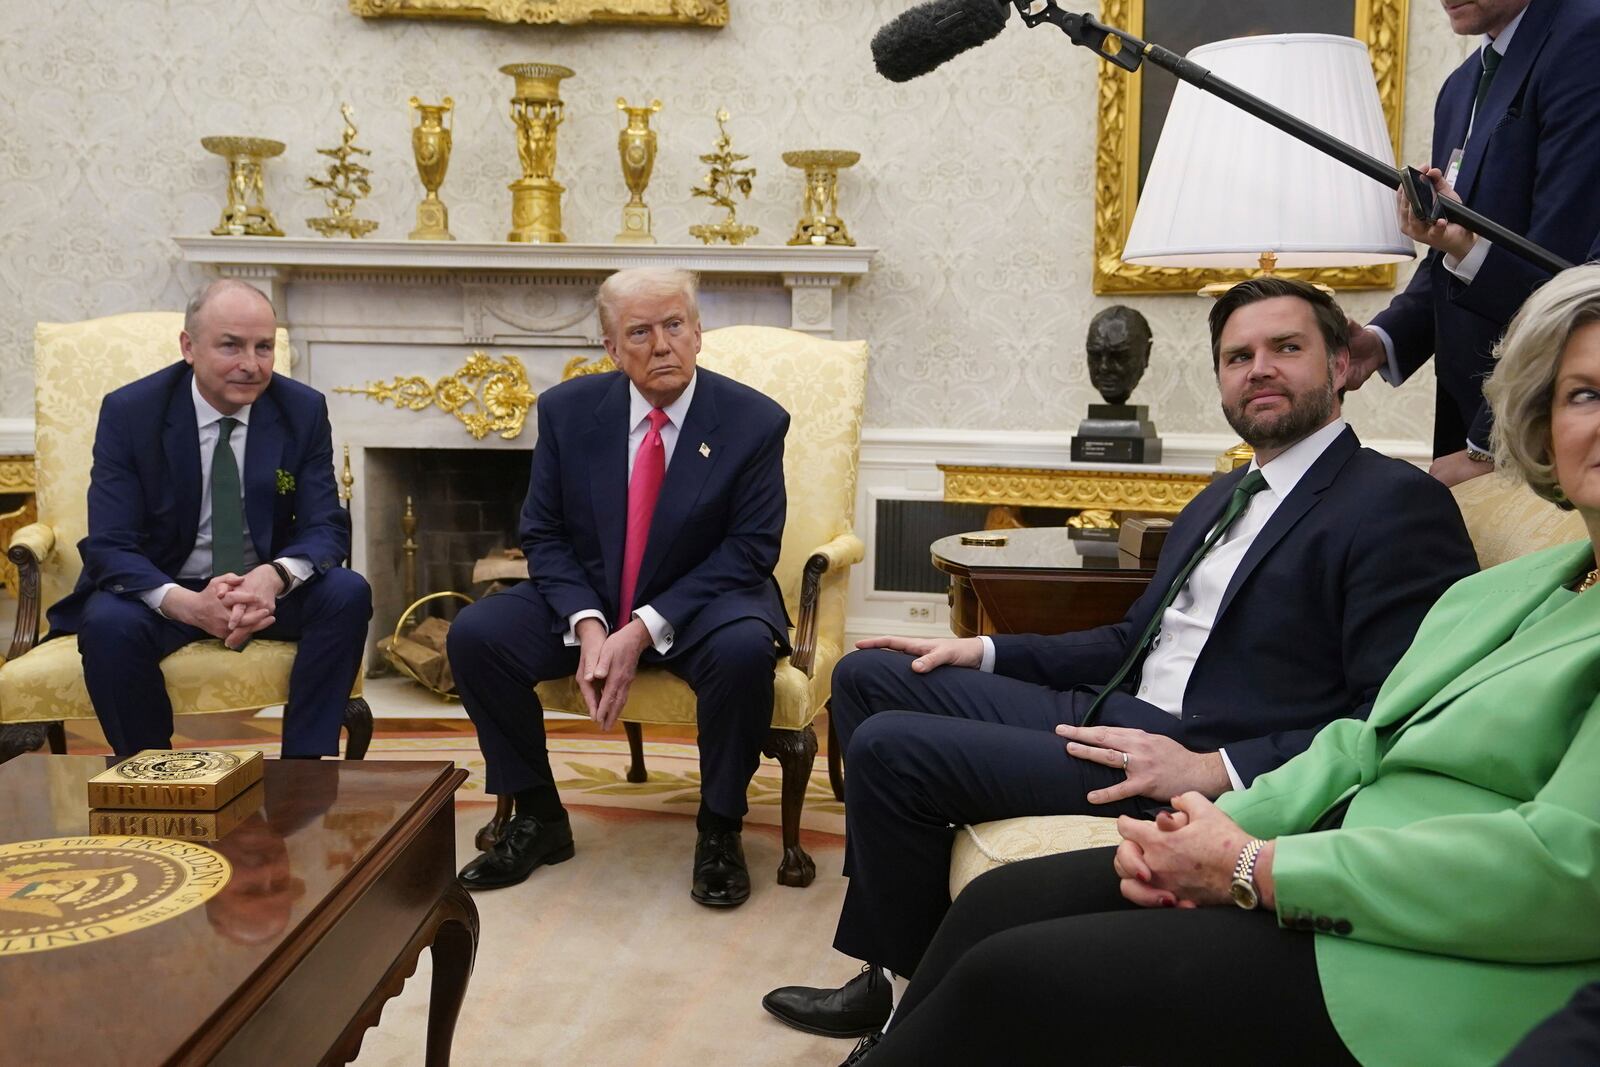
(932, 528, 1157, 637)
(0, 453, 37, 601)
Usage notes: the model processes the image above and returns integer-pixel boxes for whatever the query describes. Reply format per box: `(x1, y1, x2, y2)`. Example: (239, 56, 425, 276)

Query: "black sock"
(514, 787, 566, 823)
(696, 801, 742, 834)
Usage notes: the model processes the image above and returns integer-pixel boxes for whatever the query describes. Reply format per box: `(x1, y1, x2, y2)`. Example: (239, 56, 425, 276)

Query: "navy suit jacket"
(1373, 0, 1600, 451)
(520, 367, 791, 660)
(991, 428, 1479, 786)
(48, 362, 351, 634)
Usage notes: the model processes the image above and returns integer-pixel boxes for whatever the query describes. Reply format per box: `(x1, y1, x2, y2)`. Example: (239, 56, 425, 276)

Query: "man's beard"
(1222, 377, 1335, 452)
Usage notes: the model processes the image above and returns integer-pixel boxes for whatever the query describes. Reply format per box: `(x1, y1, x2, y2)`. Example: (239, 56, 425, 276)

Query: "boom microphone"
(871, 0, 1012, 83)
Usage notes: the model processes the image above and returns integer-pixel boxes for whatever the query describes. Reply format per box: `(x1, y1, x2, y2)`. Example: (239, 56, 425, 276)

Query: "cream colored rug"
(349, 805, 855, 1067)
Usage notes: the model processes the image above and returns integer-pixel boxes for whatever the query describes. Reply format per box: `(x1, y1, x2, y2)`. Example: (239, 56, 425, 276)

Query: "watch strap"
(267, 560, 294, 598)
(1232, 838, 1266, 909)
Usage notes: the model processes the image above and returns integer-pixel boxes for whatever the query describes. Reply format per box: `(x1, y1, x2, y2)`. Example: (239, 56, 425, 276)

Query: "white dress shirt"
(564, 371, 699, 655)
(1366, 6, 1527, 453)
(141, 378, 312, 614)
(979, 418, 1349, 791)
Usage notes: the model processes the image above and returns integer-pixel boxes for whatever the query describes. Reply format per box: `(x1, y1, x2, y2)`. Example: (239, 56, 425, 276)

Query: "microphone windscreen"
(871, 0, 1011, 83)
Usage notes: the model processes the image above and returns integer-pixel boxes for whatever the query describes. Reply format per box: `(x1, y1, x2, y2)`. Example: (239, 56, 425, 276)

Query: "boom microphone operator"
(870, 0, 1012, 83)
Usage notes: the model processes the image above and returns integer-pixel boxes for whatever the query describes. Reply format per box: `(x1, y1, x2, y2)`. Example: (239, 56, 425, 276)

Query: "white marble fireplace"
(174, 236, 874, 648)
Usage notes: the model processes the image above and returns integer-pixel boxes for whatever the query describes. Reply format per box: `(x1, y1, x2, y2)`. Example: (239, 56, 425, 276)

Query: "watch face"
(1230, 880, 1259, 910)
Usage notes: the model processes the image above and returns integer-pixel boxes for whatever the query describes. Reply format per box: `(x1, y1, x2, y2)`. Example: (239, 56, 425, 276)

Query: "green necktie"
(210, 416, 247, 577)
(1081, 469, 1270, 726)
(1473, 44, 1503, 119)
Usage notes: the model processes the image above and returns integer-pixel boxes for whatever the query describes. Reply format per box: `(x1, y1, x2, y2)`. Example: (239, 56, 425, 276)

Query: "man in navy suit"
(1348, 0, 1600, 484)
(449, 267, 790, 908)
(48, 280, 371, 759)
(763, 279, 1479, 1051)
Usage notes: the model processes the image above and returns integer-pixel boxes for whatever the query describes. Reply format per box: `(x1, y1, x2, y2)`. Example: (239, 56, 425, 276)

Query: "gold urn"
(615, 98, 662, 244)
(501, 62, 575, 243)
(409, 96, 455, 241)
(201, 136, 286, 238)
(783, 149, 860, 247)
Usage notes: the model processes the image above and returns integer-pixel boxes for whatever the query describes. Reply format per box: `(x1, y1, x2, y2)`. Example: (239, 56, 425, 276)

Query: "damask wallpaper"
(0, 1, 1471, 444)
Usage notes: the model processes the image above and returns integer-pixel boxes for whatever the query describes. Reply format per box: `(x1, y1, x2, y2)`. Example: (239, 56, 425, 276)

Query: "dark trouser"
(76, 569, 372, 758)
(1500, 983, 1600, 1066)
(868, 847, 1358, 1067)
(447, 580, 777, 819)
(830, 649, 1160, 977)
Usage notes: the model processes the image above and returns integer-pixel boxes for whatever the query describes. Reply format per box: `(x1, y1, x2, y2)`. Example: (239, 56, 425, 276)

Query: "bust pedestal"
(1071, 404, 1163, 463)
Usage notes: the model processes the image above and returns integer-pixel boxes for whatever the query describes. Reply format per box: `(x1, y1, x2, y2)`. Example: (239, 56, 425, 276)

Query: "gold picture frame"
(1093, 0, 1409, 294)
(348, 0, 727, 27)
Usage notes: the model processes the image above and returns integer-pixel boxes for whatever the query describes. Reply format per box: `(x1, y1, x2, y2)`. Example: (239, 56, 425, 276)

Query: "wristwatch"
(1230, 838, 1267, 910)
(1466, 446, 1493, 465)
(266, 560, 294, 598)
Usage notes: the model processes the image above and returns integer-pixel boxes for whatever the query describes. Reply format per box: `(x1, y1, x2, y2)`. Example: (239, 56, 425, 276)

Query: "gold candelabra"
(783, 149, 860, 247)
(502, 62, 575, 243)
(306, 103, 378, 238)
(689, 108, 758, 246)
(408, 96, 455, 240)
(615, 97, 662, 244)
(201, 136, 286, 237)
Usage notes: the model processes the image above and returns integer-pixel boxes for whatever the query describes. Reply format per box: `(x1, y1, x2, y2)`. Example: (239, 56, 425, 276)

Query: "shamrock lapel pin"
(275, 469, 296, 495)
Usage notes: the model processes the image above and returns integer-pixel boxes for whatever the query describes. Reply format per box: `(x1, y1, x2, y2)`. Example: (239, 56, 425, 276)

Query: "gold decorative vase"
(201, 136, 286, 237)
(409, 96, 455, 241)
(783, 149, 860, 247)
(615, 97, 662, 244)
(501, 62, 575, 243)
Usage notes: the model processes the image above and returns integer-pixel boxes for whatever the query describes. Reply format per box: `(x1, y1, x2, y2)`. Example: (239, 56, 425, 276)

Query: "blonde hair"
(595, 268, 699, 339)
(1485, 263, 1600, 509)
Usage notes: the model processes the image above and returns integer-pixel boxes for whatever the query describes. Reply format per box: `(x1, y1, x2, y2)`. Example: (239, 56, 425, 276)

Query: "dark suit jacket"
(991, 427, 1478, 785)
(1372, 0, 1600, 450)
(48, 361, 351, 634)
(520, 367, 791, 660)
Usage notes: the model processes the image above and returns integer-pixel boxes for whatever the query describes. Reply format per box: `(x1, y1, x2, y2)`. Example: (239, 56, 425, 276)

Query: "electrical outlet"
(908, 605, 933, 621)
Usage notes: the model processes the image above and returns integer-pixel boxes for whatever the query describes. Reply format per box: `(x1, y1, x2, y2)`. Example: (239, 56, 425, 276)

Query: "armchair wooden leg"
(0, 722, 50, 765)
(342, 697, 373, 760)
(624, 721, 647, 783)
(826, 701, 844, 802)
(46, 721, 68, 755)
(761, 724, 818, 888)
(474, 794, 515, 852)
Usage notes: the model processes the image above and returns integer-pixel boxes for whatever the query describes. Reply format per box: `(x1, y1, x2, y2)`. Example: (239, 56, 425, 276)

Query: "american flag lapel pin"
(699, 442, 711, 458)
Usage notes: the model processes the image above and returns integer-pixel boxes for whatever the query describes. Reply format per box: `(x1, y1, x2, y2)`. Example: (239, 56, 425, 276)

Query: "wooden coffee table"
(0, 755, 476, 1066)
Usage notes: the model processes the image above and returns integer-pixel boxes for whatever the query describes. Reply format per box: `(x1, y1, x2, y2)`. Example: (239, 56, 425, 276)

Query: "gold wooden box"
(90, 782, 265, 840)
(88, 750, 264, 811)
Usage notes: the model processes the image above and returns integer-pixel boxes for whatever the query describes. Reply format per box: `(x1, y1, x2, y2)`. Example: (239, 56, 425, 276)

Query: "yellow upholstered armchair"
(0, 313, 372, 763)
(945, 472, 1589, 898)
(477, 325, 869, 887)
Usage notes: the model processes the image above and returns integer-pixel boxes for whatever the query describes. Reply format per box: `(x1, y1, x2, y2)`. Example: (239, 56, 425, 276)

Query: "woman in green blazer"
(848, 265, 1600, 1067)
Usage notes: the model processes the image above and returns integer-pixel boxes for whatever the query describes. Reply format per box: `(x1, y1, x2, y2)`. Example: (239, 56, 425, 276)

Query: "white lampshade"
(1122, 33, 1412, 269)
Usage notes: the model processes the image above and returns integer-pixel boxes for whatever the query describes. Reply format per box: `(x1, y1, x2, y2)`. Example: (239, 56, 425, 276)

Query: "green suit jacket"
(1219, 539, 1600, 1067)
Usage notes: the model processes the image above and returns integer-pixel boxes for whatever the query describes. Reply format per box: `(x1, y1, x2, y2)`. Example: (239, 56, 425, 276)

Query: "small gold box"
(89, 782, 265, 841)
(1118, 516, 1173, 561)
(88, 749, 264, 811)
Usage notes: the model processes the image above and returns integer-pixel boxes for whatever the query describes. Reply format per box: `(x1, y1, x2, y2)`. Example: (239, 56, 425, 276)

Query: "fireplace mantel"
(173, 236, 875, 339)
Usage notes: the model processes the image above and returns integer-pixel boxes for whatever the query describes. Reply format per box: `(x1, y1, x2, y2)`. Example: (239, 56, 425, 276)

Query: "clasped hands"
(160, 565, 286, 649)
(1113, 792, 1276, 911)
(575, 616, 651, 731)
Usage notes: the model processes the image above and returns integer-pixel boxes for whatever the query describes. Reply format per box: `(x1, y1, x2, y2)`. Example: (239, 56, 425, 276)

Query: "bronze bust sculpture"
(1085, 306, 1153, 406)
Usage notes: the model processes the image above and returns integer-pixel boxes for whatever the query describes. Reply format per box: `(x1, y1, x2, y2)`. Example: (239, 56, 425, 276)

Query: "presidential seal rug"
(0, 837, 231, 956)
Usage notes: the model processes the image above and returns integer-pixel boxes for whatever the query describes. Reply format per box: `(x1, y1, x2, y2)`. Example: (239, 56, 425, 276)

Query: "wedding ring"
(1121, 751, 1130, 771)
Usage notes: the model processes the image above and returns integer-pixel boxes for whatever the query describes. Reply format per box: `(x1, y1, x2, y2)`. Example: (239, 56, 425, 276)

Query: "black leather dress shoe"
(691, 830, 750, 908)
(839, 1030, 882, 1066)
(457, 813, 574, 891)
(763, 963, 892, 1038)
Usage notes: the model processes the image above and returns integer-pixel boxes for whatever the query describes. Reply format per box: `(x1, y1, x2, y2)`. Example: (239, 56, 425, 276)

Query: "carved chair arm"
(7, 522, 54, 661)
(790, 531, 865, 678)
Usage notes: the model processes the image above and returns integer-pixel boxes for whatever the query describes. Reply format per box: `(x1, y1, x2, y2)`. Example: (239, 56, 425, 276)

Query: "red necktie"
(618, 407, 669, 621)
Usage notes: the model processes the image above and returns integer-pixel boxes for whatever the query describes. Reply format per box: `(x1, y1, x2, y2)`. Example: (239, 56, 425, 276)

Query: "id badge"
(1444, 148, 1466, 189)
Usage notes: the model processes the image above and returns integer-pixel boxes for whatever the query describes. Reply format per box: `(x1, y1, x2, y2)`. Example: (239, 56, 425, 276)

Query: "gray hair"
(1485, 263, 1600, 509)
(184, 279, 276, 335)
(596, 268, 699, 339)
